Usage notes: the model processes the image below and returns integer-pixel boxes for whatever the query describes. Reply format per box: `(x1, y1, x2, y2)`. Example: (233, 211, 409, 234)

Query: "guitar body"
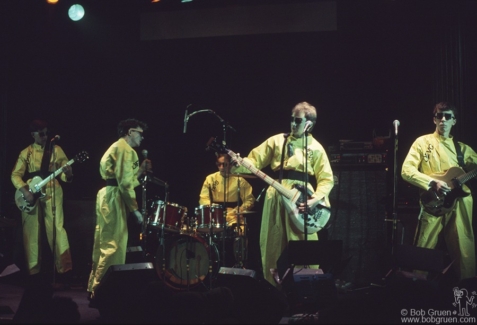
(14, 176, 46, 213)
(282, 185, 331, 233)
(420, 167, 472, 216)
(14, 150, 89, 213)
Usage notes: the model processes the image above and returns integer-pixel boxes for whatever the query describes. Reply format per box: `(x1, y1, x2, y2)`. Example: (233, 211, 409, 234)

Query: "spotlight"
(68, 4, 85, 21)
(47, 0, 59, 4)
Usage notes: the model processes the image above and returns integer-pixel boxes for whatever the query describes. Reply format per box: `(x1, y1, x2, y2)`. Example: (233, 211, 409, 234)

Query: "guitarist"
(230, 102, 334, 287)
(10, 119, 74, 287)
(401, 102, 477, 281)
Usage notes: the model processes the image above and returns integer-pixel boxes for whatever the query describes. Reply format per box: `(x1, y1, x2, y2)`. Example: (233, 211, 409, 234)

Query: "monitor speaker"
(94, 262, 158, 321)
(215, 270, 287, 324)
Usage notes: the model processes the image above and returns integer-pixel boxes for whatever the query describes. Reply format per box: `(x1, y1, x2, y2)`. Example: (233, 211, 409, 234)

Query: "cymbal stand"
(233, 177, 247, 268)
(208, 208, 214, 290)
(159, 184, 169, 286)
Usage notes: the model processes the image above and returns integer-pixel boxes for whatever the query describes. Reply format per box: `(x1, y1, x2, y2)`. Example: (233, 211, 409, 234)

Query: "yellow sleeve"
(199, 175, 212, 206)
(401, 138, 434, 190)
(54, 145, 72, 183)
(239, 178, 255, 211)
(11, 148, 30, 190)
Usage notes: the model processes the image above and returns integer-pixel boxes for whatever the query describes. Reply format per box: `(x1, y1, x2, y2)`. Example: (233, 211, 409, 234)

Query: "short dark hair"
(29, 119, 48, 132)
(117, 118, 148, 138)
(433, 102, 457, 118)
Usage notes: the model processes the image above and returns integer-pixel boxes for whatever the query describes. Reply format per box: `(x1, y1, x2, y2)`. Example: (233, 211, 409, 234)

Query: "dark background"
(1, 0, 476, 287)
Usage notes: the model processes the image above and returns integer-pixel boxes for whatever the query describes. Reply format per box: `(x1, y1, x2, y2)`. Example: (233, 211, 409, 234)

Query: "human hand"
(430, 180, 451, 196)
(22, 188, 35, 205)
(133, 210, 144, 225)
(298, 197, 325, 213)
(62, 165, 73, 178)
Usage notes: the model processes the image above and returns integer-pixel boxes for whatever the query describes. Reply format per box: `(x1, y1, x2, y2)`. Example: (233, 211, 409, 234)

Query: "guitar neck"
(228, 150, 295, 200)
(458, 168, 477, 185)
(37, 158, 75, 189)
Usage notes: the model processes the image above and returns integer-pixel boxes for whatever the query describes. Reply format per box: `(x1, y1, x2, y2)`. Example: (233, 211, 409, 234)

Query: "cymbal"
(230, 173, 257, 179)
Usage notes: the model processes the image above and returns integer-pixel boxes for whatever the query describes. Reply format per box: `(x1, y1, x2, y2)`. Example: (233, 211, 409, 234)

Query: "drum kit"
(141, 173, 257, 291)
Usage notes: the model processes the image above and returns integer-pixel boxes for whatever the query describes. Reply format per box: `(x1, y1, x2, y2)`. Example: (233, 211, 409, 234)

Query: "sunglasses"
(290, 117, 305, 124)
(216, 162, 229, 167)
(34, 131, 48, 137)
(434, 113, 455, 120)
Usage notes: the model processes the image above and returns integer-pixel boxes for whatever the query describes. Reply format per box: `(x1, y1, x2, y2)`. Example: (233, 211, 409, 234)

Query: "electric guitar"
(207, 140, 331, 234)
(420, 166, 477, 216)
(15, 151, 89, 212)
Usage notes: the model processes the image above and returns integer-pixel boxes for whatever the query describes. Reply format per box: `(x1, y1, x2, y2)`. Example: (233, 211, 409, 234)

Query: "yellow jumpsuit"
(87, 138, 140, 294)
(11, 143, 73, 275)
(199, 171, 255, 232)
(401, 131, 477, 280)
(233, 133, 334, 286)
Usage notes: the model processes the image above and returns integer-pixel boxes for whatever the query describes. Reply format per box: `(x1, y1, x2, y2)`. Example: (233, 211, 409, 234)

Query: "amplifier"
(330, 151, 388, 165)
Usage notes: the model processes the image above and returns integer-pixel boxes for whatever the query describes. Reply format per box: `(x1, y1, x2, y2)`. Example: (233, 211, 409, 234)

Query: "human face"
(128, 127, 144, 147)
(290, 112, 308, 138)
(32, 128, 48, 146)
(216, 156, 231, 176)
(433, 109, 456, 137)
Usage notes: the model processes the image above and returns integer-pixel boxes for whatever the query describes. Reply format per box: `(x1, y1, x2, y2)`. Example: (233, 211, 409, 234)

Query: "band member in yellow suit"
(199, 153, 255, 266)
(401, 102, 477, 281)
(199, 153, 256, 234)
(11, 119, 74, 285)
(231, 102, 334, 286)
(87, 118, 151, 301)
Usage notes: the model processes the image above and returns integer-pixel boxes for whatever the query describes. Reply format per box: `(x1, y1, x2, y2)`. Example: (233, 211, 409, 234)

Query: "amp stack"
(326, 139, 392, 288)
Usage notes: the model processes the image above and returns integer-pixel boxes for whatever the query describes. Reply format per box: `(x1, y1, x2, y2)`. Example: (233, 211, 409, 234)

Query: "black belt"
(106, 179, 118, 186)
(276, 170, 310, 181)
(212, 202, 238, 208)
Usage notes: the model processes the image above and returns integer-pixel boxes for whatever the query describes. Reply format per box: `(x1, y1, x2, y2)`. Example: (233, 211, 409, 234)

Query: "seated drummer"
(198, 153, 255, 235)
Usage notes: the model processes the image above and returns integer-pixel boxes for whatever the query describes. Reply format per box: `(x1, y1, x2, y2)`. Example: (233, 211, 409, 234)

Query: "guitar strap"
(453, 137, 466, 171)
(279, 133, 290, 184)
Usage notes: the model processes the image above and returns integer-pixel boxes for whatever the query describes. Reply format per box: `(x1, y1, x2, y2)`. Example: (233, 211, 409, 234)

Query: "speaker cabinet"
(215, 271, 287, 324)
(328, 166, 390, 287)
(94, 263, 158, 321)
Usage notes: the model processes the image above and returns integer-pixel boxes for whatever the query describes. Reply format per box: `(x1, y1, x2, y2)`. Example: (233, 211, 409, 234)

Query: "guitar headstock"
(75, 151, 90, 163)
(205, 137, 228, 154)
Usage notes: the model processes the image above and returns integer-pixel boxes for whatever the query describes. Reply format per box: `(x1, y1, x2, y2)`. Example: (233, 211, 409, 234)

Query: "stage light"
(181, 0, 193, 3)
(47, 0, 59, 4)
(68, 4, 85, 21)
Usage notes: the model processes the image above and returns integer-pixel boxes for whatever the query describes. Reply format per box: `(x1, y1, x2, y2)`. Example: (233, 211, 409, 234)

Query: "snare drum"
(194, 204, 225, 233)
(148, 200, 188, 233)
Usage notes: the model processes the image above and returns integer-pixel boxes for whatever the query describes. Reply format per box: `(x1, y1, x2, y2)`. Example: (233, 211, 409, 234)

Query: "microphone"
(304, 121, 313, 133)
(142, 149, 148, 159)
(50, 135, 60, 142)
(183, 109, 188, 134)
(393, 120, 400, 136)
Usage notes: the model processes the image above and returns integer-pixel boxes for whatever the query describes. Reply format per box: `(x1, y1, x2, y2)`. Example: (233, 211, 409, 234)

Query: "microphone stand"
(390, 128, 400, 255)
(50, 140, 57, 286)
(303, 129, 310, 242)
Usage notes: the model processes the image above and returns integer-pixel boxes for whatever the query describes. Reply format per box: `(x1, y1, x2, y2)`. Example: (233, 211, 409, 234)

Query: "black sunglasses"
(290, 117, 305, 124)
(35, 131, 48, 137)
(434, 113, 455, 120)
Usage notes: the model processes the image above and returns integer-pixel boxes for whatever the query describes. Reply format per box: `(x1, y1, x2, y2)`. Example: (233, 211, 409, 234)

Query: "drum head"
(155, 234, 218, 290)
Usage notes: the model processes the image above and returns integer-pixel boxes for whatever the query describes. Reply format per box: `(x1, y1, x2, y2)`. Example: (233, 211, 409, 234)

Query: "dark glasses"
(216, 162, 229, 167)
(290, 117, 305, 124)
(434, 113, 455, 120)
(35, 131, 48, 137)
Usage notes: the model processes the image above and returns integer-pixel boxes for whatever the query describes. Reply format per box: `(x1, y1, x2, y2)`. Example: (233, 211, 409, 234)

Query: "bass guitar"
(15, 151, 89, 212)
(420, 166, 477, 216)
(207, 139, 330, 234)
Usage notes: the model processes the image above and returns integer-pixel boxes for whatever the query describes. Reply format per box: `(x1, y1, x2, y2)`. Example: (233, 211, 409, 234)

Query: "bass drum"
(155, 234, 219, 290)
